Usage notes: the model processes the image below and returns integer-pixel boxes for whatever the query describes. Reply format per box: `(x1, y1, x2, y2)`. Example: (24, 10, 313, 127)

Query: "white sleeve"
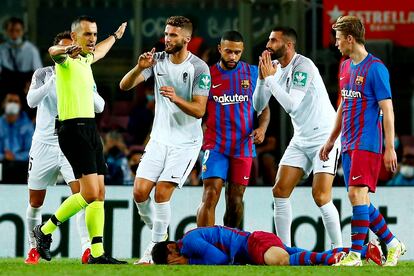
(264, 76, 305, 113)
(93, 91, 105, 113)
(253, 79, 272, 112)
(27, 69, 53, 108)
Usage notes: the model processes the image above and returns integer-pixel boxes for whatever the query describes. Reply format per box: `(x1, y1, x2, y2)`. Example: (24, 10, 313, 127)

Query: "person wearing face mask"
(0, 92, 34, 163)
(103, 130, 131, 186)
(0, 17, 42, 95)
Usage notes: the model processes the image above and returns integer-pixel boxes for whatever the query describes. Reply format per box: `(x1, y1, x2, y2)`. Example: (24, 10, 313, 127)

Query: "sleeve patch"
(293, 71, 308, 87)
(198, 74, 211, 90)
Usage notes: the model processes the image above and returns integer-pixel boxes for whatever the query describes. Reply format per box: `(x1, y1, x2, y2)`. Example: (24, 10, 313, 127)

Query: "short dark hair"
(71, 15, 96, 32)
(272, 26, 297, 45)
(3, 17, 24, 30)
(53, 31, 72, 46)
(166, 16, 193, 35)
(221, 30, 244, 43)
(151, 241, 176, 264)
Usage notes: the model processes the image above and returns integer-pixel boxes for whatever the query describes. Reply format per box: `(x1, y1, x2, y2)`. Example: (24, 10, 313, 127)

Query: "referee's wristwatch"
(112, 32, 119, 40)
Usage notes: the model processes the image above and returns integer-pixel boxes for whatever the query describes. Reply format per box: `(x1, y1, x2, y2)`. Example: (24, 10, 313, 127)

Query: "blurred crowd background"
(0, 0, 413, 186)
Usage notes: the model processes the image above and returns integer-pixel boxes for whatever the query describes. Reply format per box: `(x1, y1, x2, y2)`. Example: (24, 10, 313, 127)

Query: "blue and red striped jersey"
(203, 61, 258, 157)
(339, 53, 392, 154)
(178, 226, 251, 265)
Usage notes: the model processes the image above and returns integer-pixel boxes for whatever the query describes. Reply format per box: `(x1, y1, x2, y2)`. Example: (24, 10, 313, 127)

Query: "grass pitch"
(0, 258, 413, 276)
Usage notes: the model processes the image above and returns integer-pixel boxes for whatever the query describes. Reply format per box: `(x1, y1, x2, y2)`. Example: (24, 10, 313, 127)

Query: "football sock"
(350, 205, 369, 256)
(76, 209, 91, 253)
(288, 247, 368, 265)
(26, 204, 42, 248)
(86, 201, 105, 258)
(152, 201, 171, 242)
(135, 197, 154, 230)
(41, 193, 88, 235)
(274, 197, 292, 246)
(319, 200, 343, 247)
(368, 203, 396, 248)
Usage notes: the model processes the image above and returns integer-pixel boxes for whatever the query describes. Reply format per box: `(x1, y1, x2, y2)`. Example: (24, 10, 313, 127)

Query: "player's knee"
(312, 190, 330, 207)
(133, 186, 148, 202)
(202, 188, 220, 207)
(29, 198, 44, 208)
(272, 184, 288, 198)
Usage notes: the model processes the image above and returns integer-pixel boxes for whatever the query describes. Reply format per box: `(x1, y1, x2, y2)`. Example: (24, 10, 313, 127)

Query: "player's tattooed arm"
(252, 105, 270, 144)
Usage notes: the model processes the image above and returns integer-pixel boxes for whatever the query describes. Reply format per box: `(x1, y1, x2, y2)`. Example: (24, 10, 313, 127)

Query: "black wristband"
(112, 33, 119, 40)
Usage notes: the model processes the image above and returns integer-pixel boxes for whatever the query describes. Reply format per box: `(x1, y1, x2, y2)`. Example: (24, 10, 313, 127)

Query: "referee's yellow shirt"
(55, 53, 95, 121)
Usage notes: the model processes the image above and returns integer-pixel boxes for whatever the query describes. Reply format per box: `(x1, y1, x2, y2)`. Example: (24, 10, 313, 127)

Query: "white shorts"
(136, 139, 201, 188)
(279, 139, 340, 178)
(28, 140, 76, 190)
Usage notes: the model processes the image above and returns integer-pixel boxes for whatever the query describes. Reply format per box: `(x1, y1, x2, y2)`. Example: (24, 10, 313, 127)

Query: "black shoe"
(88, 253, 128, 264)
(32, 224, 52, 261)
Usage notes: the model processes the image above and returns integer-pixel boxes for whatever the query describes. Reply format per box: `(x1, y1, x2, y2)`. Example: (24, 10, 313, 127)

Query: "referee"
(33, 16, 127, 264)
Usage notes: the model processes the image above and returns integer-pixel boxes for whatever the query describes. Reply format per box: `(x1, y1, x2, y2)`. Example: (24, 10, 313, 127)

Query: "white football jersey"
(142, 52, 210, 147)
(27, 66, 104, 145)
(276, 54, 336, 143)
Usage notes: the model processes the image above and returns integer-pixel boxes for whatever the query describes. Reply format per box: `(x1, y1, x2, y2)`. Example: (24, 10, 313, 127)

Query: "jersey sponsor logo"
(355, 76, 364, 85)
(183, 72, 188, 83)
(293, 71, 308, 87)
(241, 79, 250, 89)
(212, 94, 249, 105)
(352, 175, 362, 180)
(243, 176, 249, 180)
(212, 83, 222, 89)
(341, 88, 362, 99)
(157, 72, 166, 76)
(199, 74, 211, 90)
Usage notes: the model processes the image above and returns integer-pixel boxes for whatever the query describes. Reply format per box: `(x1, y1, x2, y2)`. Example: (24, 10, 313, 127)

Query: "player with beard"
(196, 31, 270, 228)
(253, 27, 343, 249)
(120, 16, 210, 264)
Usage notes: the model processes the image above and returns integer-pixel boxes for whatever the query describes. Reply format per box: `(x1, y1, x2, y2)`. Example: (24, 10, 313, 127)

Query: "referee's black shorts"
(58, 118, 107, 179)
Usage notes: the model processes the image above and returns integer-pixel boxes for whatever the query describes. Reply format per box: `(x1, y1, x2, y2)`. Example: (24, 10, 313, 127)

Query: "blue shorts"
(201, 149, 252, 186)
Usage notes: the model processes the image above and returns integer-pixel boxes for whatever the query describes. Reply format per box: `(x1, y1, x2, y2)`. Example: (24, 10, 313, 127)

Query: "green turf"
(0, 258, 412, 276)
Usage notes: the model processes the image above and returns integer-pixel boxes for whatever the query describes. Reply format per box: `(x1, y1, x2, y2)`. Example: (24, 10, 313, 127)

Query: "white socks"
(76, 209, 90, 253)
(319, 201, 343, 248)
(387, 237, 399, 249)
(274, 197, 292, 246)
(152, 201, 171, 243)
(26, 205, 42, 248)
(135, 197, 155, 230)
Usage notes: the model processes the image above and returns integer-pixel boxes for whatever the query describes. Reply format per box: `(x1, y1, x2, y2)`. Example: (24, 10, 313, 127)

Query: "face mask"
(5, 102, 20, 115)
(400, 165, 414, 178)
(7, 37, 23, 46)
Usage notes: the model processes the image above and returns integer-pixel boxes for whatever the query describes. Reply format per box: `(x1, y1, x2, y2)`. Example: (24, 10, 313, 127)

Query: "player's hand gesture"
(114, 22, 127, 39)
(251, 127, 266, 144)
(137, 48, 156, 69)
(160, 86, 178, 103)
(319, 140, 334, 161)
(383, 147, 397, 172)
(259, 50, 277, 78)
(168, 256, 189, 265)
(64, 45, 82, 59)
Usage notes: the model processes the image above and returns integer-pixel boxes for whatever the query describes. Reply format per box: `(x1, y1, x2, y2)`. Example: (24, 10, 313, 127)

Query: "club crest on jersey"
(241, 79, 250, 89)
(355, 76, 364, 85)
(199, 74, 211, 90)
(183, 72, 188, 83)
(293, 71, 307, 87)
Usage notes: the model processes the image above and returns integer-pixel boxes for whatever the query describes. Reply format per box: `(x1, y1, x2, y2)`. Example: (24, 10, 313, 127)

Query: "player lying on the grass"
(151, 226, 383, 265)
